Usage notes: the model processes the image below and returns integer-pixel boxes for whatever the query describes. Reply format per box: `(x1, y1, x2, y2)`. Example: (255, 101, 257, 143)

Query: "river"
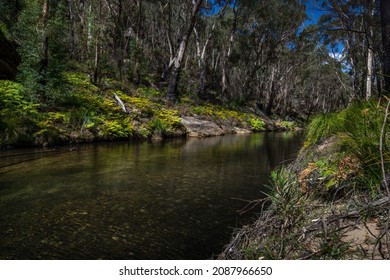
(0, 132, 303, 259)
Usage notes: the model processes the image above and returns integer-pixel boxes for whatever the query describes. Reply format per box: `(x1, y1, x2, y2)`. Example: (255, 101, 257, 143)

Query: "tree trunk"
(198, 61, 207, 99)
(194, 22, 216, 100)
(40, 0, 49, 75)
(381, 0, 390, 94)
(67, 0, 76, 59)
(366, 0, 375, 100)
(166, 0, 203, 102)
(221, 7, 238, 96)
(266, 67, 276, 115)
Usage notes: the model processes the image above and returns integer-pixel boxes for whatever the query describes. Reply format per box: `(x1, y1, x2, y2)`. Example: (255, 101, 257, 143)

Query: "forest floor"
(218, 132, 390, 260)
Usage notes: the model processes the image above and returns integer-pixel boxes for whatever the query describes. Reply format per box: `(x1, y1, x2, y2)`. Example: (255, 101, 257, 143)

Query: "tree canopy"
(1, 0, 389, 118)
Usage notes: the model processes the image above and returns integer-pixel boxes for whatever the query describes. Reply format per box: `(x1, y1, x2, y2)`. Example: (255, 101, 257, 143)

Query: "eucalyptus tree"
(166, 0, 204, 102)
(319, 0, 382, 101)
(381, 0, 390, 94)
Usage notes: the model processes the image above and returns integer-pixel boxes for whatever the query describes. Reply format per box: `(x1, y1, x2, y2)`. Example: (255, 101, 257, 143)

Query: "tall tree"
(166, 0, 203, 102)
(381, 0, 390, 94)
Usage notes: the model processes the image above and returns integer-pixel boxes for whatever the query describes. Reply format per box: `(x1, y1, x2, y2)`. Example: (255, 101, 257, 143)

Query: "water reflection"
(0, 132, 302, 259)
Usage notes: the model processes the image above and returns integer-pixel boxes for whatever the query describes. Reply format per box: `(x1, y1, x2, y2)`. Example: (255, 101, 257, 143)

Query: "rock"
(233, 127, 252, 134)
(180, 116, 224, 137)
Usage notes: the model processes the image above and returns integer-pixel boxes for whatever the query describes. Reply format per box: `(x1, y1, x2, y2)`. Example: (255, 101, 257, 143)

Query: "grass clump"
(305, 112, 342, 147)
(305, 100, 390, 190)
(267, 167, 305, 220)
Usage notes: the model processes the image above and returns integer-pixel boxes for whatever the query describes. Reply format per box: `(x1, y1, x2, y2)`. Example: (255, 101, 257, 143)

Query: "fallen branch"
(114, 93, 127, 113)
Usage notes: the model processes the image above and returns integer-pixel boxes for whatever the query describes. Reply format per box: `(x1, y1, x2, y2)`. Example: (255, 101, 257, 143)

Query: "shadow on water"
(0, 132, 303, 259)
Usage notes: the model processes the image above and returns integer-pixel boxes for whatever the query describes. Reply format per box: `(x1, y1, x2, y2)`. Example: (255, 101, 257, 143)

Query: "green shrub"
(98, 118, 134, 139)
(267, 167, 304, 218)
(0, 80, 38, 145)
(248, 117, 266, 131)
(34, 112, 67, 143)
(148, 109, 181, 135)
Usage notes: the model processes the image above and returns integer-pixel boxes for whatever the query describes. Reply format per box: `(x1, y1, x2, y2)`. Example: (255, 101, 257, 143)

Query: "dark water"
(0, 132, 302, 260)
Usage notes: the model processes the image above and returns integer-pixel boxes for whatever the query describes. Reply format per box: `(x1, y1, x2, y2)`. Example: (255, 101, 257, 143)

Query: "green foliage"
(339, 101, 390, 187)
(117, 93, 157, 117)
(304, 100, 390, 191)
(148, 109, 181, 136)
(63, 72, 99, 93)
(15, 0, 69, 104)
(0, 21, 11, 40)
(267, 167, 304, 218)
(0, 80, 38, 145)
(34, 112, 67, 143)
(137, 86, 162, 98)
(248, 117, 266, 131)
(98, 118, 134, 139)
(305, 112, 343, 146)
(280, 121, 297, 130)
(314, 159, 338, 189)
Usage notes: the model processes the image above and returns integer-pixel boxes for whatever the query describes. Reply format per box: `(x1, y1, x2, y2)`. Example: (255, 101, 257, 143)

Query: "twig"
(379, 98, 390, 258)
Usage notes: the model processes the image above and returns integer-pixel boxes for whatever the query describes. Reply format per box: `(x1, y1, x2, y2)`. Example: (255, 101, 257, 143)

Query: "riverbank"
(0, 74, 300, 148)
(219, 100, 390, 260)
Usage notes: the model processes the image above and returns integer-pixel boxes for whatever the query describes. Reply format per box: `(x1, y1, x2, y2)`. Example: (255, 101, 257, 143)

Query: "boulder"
(233, 127, 252, 134)
(180, 116, 224, 137)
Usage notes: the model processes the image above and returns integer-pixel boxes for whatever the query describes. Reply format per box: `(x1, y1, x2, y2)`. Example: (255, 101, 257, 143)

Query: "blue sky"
(301, 0, 345, 59)
(302, 0, 326, 28)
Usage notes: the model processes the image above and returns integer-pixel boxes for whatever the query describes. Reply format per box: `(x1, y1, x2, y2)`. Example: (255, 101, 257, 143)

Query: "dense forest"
(1, 0, 389, 147)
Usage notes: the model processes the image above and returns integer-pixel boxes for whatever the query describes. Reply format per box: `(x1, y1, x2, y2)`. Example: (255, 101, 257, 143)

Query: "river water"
(0, 132, 302, 259)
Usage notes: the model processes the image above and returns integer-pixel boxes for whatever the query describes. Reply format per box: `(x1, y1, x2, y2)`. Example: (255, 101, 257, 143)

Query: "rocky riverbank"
(0, 73, 300, 148)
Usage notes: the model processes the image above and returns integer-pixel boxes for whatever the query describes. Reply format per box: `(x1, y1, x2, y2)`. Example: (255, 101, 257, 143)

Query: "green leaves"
(305, 100, 390, 192)
(0, 80, 38, 145)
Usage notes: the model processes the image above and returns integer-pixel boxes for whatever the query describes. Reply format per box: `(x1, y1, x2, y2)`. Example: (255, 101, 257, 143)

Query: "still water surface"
(0, 132, 302, 259)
